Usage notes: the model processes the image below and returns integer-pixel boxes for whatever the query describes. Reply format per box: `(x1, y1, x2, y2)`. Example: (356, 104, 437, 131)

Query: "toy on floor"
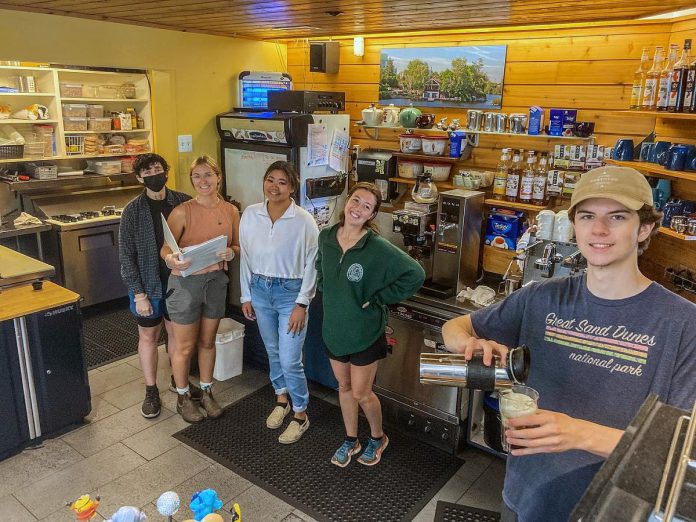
(156, 491, 181, 521)
(68, 494, 100, 521)
(105, 506, 147, 522)
(231, 502, 241, 521)
(189, 489, 223, 521)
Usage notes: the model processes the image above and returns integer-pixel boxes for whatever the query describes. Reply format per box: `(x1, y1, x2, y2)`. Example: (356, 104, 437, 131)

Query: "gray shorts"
(166, 270, 229, 325)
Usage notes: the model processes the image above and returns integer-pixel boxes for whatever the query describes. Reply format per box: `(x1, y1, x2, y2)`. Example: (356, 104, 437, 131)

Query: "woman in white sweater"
(240, 161, 319, 444)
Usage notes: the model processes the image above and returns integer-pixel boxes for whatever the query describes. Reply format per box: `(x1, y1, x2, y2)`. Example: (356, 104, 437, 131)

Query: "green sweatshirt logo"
(347, 263, 364, 282)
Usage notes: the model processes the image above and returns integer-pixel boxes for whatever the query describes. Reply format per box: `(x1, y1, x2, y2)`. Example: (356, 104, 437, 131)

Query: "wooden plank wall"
(287, 20, 676, 168)
(286, 17, 696, 302)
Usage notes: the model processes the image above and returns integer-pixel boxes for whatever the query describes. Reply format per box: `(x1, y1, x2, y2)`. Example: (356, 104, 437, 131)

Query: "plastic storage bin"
(86, 159, 121, 175)
(87, 104, 105, 118)
(60, 83, 83, 97)
(62, 104, 87, 118)
(213, 318, 245, 381)
(88, 117, 112, 131)
(26, 163, 58, 180)
(63, 117, 87, 131)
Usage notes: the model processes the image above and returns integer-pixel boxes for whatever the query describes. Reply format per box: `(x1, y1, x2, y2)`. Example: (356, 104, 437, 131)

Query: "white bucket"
(213, 318, 245, 381)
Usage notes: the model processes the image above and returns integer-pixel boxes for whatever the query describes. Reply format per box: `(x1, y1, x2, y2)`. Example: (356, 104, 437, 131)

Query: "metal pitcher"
(483, 112, 497, 132)
(420, 345, 531, 391)
(509, 114, 528, 134)
(494, 113, 508, 133)
(466, 110, 483, 131)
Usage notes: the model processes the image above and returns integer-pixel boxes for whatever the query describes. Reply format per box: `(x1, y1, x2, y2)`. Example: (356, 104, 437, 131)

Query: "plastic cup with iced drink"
(499, 384, 539, 452)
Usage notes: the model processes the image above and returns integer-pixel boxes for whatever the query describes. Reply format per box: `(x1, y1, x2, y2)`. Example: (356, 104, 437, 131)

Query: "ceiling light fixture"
(270, 25, 320, 31)
(640, 6, 696, 19)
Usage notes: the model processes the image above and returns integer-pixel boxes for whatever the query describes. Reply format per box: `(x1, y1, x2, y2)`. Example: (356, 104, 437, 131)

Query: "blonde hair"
(189, 155, 222, 195)
(339, 182, 382, 233)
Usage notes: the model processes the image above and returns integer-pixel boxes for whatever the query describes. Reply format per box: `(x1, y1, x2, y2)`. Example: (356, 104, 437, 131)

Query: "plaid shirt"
(119, 188, 191, 298)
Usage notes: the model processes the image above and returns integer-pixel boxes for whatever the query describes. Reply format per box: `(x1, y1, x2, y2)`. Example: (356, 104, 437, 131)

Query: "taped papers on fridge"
(161, 214, 227, 277)
(329, 128, 350, 173)
(307, 123, 328, 167)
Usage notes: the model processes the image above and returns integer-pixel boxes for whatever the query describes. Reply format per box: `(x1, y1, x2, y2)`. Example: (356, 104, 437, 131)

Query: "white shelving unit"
(0, 65, 152, 166)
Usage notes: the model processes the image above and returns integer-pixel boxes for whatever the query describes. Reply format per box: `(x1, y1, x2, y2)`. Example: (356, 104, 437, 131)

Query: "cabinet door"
(0, 321, 30, 459)
(27, 302, 91, 435)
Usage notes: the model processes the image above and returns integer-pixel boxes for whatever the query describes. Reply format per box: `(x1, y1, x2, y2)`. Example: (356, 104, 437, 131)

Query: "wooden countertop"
(0, 245, 55, 286)
(0, 281, 80, 322)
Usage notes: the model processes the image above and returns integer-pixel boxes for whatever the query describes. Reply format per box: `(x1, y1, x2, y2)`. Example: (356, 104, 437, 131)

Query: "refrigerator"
(217, 110, 349, 388)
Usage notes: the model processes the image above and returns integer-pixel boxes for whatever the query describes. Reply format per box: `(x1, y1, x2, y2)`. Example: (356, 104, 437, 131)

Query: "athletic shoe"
(357, 434, 389, 466)
(331, 439, 362, 468)
(278, 416, 310, 444)
(266, 402, 291, 429)
(140, 385, 161, 418)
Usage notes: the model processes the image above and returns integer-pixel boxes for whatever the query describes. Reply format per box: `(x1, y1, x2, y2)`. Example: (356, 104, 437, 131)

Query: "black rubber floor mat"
(434, 501, 501, 522)
(82, 300, 143, 369)
(174, 385, 463, 522)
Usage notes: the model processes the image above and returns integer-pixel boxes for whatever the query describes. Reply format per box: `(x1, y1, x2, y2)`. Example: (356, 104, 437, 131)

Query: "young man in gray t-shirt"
(443, 166, 696, 522)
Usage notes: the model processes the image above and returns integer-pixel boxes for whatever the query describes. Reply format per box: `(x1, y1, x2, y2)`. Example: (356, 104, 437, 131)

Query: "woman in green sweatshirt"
(317, 182, 425, 467)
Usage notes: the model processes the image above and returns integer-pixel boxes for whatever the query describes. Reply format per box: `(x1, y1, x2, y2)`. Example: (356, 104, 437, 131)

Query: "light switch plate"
(178, 134, 192, 153)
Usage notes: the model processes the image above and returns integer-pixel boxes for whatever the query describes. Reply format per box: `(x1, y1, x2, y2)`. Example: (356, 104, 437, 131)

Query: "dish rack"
(65, 135, 85, 155)
(664, 266, 696, 294)
(0, 144, 24, 159)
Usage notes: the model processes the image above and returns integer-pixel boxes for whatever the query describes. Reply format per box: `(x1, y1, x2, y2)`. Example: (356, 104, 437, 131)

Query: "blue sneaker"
(357, 435, 389, 466)
(331, 439, 362, 468)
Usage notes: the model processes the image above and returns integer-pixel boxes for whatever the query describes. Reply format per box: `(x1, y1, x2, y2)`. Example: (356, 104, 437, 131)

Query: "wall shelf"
(0, 151, 150, 164)
(613, 110, 696, 120)
(659, 227, 696, 241)
(0, 119, 58, 124)
(64, 129, 151, 134)
(388, 176, 456, 190)
(483, 198, 555, 213)
(605, 159, 696, 182)
(0, 92, 54, 97)
(393, 152, 459, 163)
(60, 97, 149, 103)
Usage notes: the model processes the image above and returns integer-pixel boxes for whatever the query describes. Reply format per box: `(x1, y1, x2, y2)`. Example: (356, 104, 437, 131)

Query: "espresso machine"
(374, 189, 484, 454)
(522, 236, 586, 284)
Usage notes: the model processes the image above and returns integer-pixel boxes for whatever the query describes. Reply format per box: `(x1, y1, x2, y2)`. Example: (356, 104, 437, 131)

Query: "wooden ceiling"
(1, 0, 694, 40)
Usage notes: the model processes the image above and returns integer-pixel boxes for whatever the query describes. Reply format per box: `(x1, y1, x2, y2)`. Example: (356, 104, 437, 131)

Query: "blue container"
(449, 131, 466, 158)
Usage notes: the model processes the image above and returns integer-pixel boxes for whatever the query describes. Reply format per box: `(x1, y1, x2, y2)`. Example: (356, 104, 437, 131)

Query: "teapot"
(361, 104, 384, 127)
(416, 113, 436, 129)
(412, 172, 439, 203)
(383, 104, 401, 126)
(399, 104, 422, 129)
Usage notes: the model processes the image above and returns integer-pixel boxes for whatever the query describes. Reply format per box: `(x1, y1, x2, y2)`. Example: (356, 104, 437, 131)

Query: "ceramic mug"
(666, 144, 689, 171)
(639, 142, 655, 162)
(612, 138, 634, 161)
(573, 121, 595, 138)
(651, 188, 665, 210)
(649, 141, 672, 165)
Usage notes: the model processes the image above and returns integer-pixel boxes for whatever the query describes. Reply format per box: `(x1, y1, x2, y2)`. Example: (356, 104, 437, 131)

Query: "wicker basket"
(0, 144, 24, 159)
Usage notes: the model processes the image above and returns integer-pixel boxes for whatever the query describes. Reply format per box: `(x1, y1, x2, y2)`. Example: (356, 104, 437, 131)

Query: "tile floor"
(0, 346, 505, 521)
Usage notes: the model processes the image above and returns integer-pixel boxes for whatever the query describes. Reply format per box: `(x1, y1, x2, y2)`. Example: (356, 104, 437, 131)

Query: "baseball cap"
(569, 165, 654, 213)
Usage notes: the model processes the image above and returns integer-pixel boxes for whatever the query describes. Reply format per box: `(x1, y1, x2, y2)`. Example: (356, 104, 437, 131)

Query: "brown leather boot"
(200, 388, 223, 419)
(177, 393, 204, 423)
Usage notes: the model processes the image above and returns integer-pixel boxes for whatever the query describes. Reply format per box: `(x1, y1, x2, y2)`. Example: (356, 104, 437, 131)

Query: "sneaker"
(200, 388, 223, 419)
(331, 439, 362, 468)
(357, 435, 389, 466)
(141, 386, 161, 418)
(176, 393, 204, 423)
(266, 402, 291, 429)
(169, 376, 202, 401)
(279, 417, 310, 444)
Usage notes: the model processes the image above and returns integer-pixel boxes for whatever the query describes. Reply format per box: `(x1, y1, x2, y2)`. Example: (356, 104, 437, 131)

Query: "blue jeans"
(250, 274, 309, 412)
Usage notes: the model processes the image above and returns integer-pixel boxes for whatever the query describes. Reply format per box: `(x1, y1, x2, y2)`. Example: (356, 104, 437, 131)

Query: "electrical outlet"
(178, 134, 192, 153)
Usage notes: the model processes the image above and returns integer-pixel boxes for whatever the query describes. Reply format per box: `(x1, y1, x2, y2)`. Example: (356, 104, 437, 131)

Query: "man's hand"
(505, 409, 624, 458)
(242, 302, 256, 321)
(135, 297, 152, 317)
(287, 305, 306, 335)
(449, 335, 509, 366)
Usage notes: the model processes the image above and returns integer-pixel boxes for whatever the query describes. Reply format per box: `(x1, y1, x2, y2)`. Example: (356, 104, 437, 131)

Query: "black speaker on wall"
(309, 41, 340, 73)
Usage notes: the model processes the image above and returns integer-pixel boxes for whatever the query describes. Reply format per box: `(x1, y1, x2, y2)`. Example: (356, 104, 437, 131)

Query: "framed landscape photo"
(379, 45, 507, 109)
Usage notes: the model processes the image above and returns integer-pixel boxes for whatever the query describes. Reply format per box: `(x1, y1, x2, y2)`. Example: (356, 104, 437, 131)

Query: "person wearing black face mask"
(119, 153, 196, 419)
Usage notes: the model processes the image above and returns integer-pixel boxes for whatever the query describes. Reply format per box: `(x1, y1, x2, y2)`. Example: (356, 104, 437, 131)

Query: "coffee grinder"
(421, 189, 484, 299)
(392, 202, 437, 279)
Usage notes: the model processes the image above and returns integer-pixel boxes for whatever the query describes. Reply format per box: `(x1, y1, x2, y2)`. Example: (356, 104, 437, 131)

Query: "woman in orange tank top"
(161, 155, 240, 423)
